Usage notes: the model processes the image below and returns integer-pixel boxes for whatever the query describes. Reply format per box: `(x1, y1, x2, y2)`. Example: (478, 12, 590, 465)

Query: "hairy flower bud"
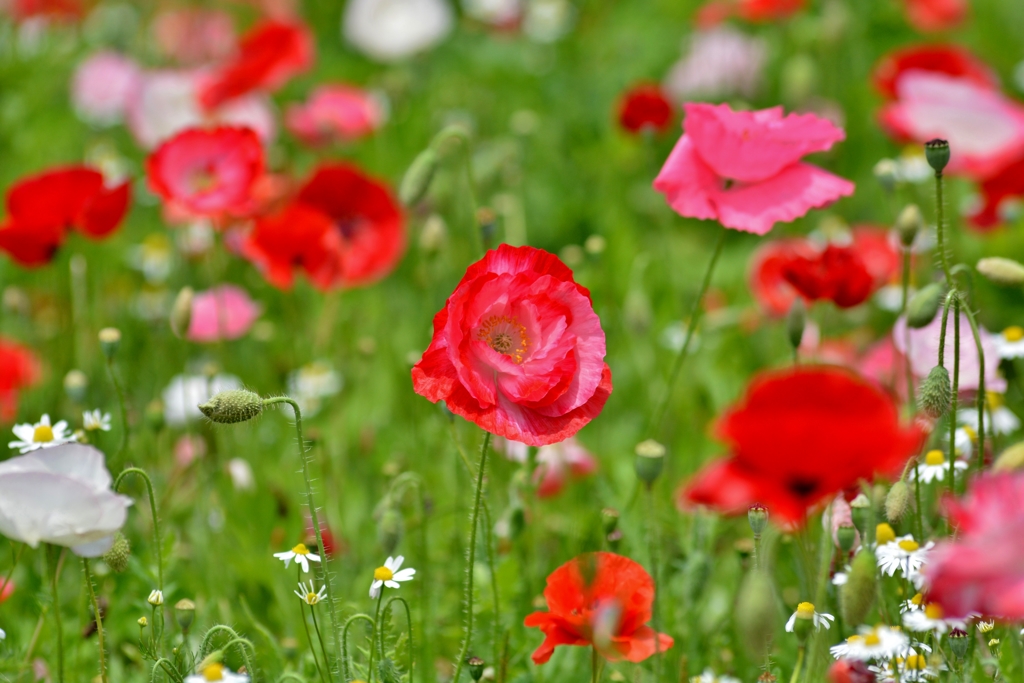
(896, 204, 923, 248)
(98, 327, 121, 360)
(198, 389, 263, 424)
(906, 282, 944, 328)
(920, 365, 952, 419)
(169, 287, 194, 338)
(634, 439, 665, 487)
(736, 570, 775, 657)
(841, 549, 877, 626)
(378, 657, 403, 683)
(102, 533, 130, 573)
(885, 481, 911, 523)
(977, 257, 1024, 287)
(924, 139, 950, 174)
(399, 148, 439, 206)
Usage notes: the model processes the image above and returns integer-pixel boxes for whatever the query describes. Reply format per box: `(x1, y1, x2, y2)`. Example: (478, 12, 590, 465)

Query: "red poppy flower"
(198, 20, 314, 111)
(412, 245, 612, 446)
(0, 337, 39, 422)
(524, 552, 673, 664)
(0, 577, 13, 603)
(146, 126, 265, 219)
(903, 0, 966, 33)
(780, 244, 875, 309)
(872, 44, 997, 99)
(0, 166, 131, 266)
(617, 84, 673, 134)
(849, 226, 900, 288)
(242, 163, 405, 291)
(749, 238, 818, 317)
(968, 153, 1024, 230)
(696, 0, 804, 26)
(679, 367, 923, 525)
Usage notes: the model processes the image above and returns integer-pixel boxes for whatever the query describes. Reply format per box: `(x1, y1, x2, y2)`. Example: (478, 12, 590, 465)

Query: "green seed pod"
(925, 139, 950, 174)
(174, 599, 196, 632)
(920, 365, 952, 419)
(787, 299, 806, 349)
(949, 628, 969, 659)
(835, 525, 858, 554)
(102, 533, 130, 573)
(399, 148, 439, 206)
(634, 439, 665, 488)
(98, 327, 121, 360)
(198, 389, 263, 424)
(735, 570, 776, 657)
(896, 204, 923, 248)
(841, 549, 877, 626)
(906, 282, 944, 328)
(977, 257, 1024, 287)
(467, 657, 485, 682)
(748, 503, 769, 538)
(885, 481, 911, 523)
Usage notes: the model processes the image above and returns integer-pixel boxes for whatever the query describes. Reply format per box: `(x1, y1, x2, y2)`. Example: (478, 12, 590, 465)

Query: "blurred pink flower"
(71, 51, 141, 126)
(926, 471, 1024, 618)
(663, 27, 766, 102)
(285, 85, 385, 146)
(151, 9, 236, 65)
(534, 438, 597, 498)
(879, 71, 1024, 181)
(174, 434, 207, 467)
(893, 312, 1006, 393)
(654, 102, 854, 235)
(0, 577, 13, 603)
(187, 285, 261, 342)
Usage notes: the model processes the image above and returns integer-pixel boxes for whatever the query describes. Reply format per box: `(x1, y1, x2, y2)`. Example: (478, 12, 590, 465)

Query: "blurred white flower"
(830, 626, 911, 661)
(369, 555, 416, 598)
(287, 361, 342, 417)
(83, 409, 112, 432)
(902, 602, 967, 634)
(689, 671, 741, 683)
(995, 325, 1024, 359)
(9, 415, 77, 453)
(523, 0, 574, 43)
(463, 0, 522, 26)
(960, 394, 1020, 435)
(663, 27, 766, 102)
(274, 543, 321, 573)
(227, 458, 255, 491)
(343, 0, 453, 62)
(161, 373, 242, 426)
(0, 627, 5, 640)
(148, 589, 164, 606)
(0, 444, 132, 556)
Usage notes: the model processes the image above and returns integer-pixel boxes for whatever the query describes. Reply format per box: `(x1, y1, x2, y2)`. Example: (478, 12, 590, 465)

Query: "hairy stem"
(48, 545, 65, 683)
(82, 559, 108, 683)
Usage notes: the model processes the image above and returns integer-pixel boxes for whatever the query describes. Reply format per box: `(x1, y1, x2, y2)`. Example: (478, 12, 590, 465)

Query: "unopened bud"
(98, 327, 121, 359)
(477, 207, 498, 248)
(840, 549, 877, 626)
(896, 204, 923, 248)
(145, 399, 166, 431)
(169, 287, 194, 338)
(977, 257, 1024, 287)
(906, 282, 944, 328)
(924, 139, 950, 175)
(736, 570, 775, 657)
(378, 657, 402, 683)
(63, 370, 88, 402)
(147, 589, 164, 606)
(949, 628, 969, 659)
(994, 441, 1024, 472)
(920, 365, 952, 419)
(175, 598, 196, 632)
(885, 481, 911, 523)
(601, 508, 619, 536)
(399, 149, 439, 206)
(835, 525, 857, 554)
(138, 616, 148, 628)
(198, 389, 263, 424)
(102, 533, 130, 573)
(787, 299, 805, 349)
(748, 503, 769, 538)
(849, 493, 871, 534)
(634, 439, 665, 487)
(467, 657, 485, 682)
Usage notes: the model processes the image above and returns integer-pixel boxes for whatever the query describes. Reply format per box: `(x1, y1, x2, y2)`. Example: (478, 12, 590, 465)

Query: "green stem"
(0, 542, 23, 617)
(644, 486, 663, 680)
(900, 249, 916, 412)
(934, 171, 953, 286)
(263, 397, 342, 680)
(368, 591, 384, 683)
(591, 645, 599, 683)
(309, 606, 330, 683)
(106, 357, 129, 462)
(47, 545, 65, 683)
(341, 614, 374, 681)
(959, 301, 988, 473)
(452, 432, 491, 683)
(383, 597, 415, 682)
(949, 297, 960, 495)
(789, 646, 805, 683)
(480, 502, 500, 668)
(114, 467, 164, 590)
(649, 229, 728, 433)
(913, 454, 924, 540)
(82, 559, 108, 683)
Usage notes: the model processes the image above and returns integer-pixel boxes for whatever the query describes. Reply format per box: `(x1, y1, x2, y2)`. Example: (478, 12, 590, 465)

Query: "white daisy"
(953, 427, 973, 459)
(183, 663, 249, 682)
(869, 647, 938, 682)
(901, 593, 925, 614)
(995, 326, 1024, 359)
(830, 626, 911, 661)
(369, 555, 416, 599)
(689, 670, 742, 683)
(83, 409, 112, 432)
(914, 450, 968, 484)
(902, 603, 967, 634)
(877, 535, 933, 583)
(273, 543, 321, 574)
(960, 393, 1021, 436)
(294, 580, 327, 606)
(9, 415, 77, 453)
(785, 602, 834, 633)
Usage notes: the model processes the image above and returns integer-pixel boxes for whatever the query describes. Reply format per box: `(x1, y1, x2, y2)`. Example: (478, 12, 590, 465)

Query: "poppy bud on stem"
(976, 257, 1024, 287)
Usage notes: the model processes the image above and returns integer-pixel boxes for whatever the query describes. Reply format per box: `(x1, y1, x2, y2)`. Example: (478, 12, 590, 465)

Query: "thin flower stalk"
(949, 297, 960, 494)
(81, 558, 108, 683)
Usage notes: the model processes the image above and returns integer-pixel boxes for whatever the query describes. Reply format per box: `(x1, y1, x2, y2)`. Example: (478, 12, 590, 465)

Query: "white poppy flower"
(369, 555, 416, 598)
(184, 663, 249, 682)
(9, 414, 77, 453)
(0, 444, 131, 556)
(273, 543, 321, 573)
(83, 409, 112, 432)
(343, 0, 453, 62)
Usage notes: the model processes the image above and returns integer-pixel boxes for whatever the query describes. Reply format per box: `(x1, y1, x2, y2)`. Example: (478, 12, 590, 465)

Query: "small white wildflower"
(183, 663, 249, 682)
(147, 589, 164, 606)
(902, 602, 967, 634)
(785, 602, 834, 632)
(294, 580, 327, 606)
(876, 535, 933, 583)
(689, 669, 742, 683)
(914, 449, 968, 484)
(830, 626, 911, 661)
(83, 409, 112, 432)
(369, 555, 416, 599)
(9, 415, 77, 453)
(995, 326, 1024, 359)
(273, 543, 321, 574)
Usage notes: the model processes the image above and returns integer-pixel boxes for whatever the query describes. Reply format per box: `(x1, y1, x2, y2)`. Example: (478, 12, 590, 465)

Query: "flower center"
(898, 539, 920, 552)
(477, 315, 529, 363)
(374, 566, 394, 581)
(925, 450, 945, 466)
(924, 603, 943, 620)
(203, 663, 225, 681)
(905, 654, 926, 670)
(863, 631, 881, 647)
(33, 424, 54, 443)
(911, 592, 924, 606)
(796, 602, 816, 619)
(962, 426, 977, 442)
(190, 167, 219, 194)
(1004, 325, 1024, 342)
(292, 543, 309, 556)
(306, 593, 319, 604)
(876, 523, 896, 545)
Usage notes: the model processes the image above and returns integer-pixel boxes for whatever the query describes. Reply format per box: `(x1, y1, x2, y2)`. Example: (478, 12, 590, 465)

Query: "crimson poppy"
(749, 238, 819, 317)
(872, 44, 997, 100)
(524, 552, 673, 664)
(617, 84, 674, 134)
(680, 367, 923, 525)
(780, 244, 875, 308)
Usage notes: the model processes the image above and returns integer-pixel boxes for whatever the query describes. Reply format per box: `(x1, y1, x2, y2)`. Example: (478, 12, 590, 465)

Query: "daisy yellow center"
(863, 631, 881, 646)
(33, 424, 54, 443)
(203, 663, 225, 681)
(1004, 326, 1024, 342)
(846, 635, 863, 645)
(306, 593, 319, 604)
(924, 603, 943, 620)
(796, 602, 816, 619)
(876, 523, 896, 545)
(899, 539, 920, 552)
(925, 450, 946, 466)
(905, 654, 926, 670)
(477, 315, 529, 364)
(374, 566, 394, 581)
(962, 426, 977, 443)
(291, 543, 309, 555)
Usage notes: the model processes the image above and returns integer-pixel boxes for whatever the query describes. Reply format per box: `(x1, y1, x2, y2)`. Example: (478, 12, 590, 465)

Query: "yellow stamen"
(876, 523, 896, 545)
(33, 424, 54, 443)
(306, 593, 319, 604)
(899, 539, 920, 552)
(1004, 326, 1024, 342)
(925, 450, 945, 466)
(924, 603, 943, 620)
(203, 663, 225, 681)
(476, 315, 529, 364)
(846, 635, 864, 644)
(374, 566, 394, 582)
(291, 543, 309, 555)
(796, 602, 816, 619)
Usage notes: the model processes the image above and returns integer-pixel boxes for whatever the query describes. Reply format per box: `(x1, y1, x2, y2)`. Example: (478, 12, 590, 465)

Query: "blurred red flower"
(9, 0, 82, 21)
(534, 437, 598, 498)
(749, 238, 818, 317)
(654, 102, 853, 235)
(524, 552, 672, 664)
(0, 577, 13, 603)
(617, 84, 673, 134)
(0, 338, 38, 423)
(828, 660, 877, 683)
(873, 44, 997, 99)
(903, 0, 966, 32)
(146, 126, 265, 219)
(696, 0, 804, 26)
(925, 471, 1024, 619)
(781, 244, 875, 309)
(243, 163, 405, 290)
(412, 244, 612, 446)
(198, 20, 314, 111)
(0, 166, 131, 266)
(679, 367, 923, 525)
(286, 84, 384, 146)
(968, 154, 1024, 230)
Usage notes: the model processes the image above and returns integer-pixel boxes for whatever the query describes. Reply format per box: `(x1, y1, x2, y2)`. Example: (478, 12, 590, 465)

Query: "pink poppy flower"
(70, 51, 141, 126)
(412, 245, 612, 446)
(653, 103, 854, 235)
(534, 438, 597, 498)
(186, 285, 261, 343)
(903, 0, 966, 32)
(925, 471, 1024, 619)
(893, 312, 1006, 393)
(151, 8, 236, 65)
(879, 71, 1024, 181)
(146, 126, 265, 219)
(285, 85, 384, 146)
(827, 495, 860, 551)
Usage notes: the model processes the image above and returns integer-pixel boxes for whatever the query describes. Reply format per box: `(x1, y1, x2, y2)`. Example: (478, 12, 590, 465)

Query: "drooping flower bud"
(102, 533, 130, 573)
(399, 148, 439, 206)
(748, 503, 769, 538)
(634, 439, 665, 488)
(920, 365, 952, 419)
(977, 257, 1024, 287)
(924, 139, 950, 175)
(787, 299, 805, 350)
(378, 658, 403, 683)
(169, 287, 194, 338)
(467, 657, 485, 682)
(175, 598, 196, 632)
(98, 327, 121, 360)
(896, 204, 923, 248)
(736, 570, 775, 657)
(477, 207, 498, 248)
(906, 282, 944, 328)
(601, 508, 619, 536)
(873, 159, 898, 193)
(840, 549, 877, 626)
(885, 481, 911, 523)
(198, 389, 264, 424)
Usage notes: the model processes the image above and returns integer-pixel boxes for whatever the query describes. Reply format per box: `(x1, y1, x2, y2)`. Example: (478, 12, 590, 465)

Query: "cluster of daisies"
(8, 410, 111, 452)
